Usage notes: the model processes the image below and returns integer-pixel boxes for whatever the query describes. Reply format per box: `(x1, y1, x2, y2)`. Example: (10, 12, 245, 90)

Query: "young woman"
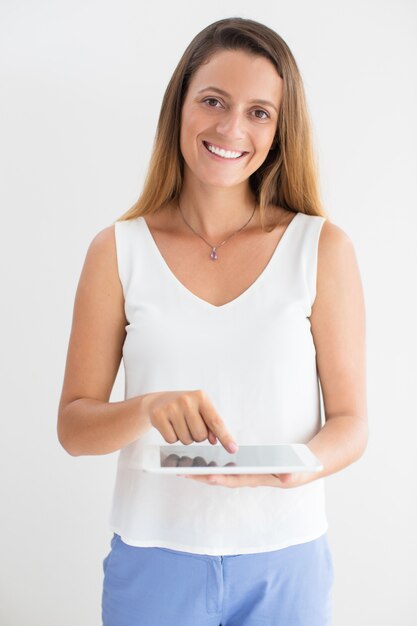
(57, 17, 368, 626)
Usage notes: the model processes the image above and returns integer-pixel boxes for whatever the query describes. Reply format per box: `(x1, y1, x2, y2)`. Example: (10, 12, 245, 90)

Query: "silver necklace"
(177, 199, 257, 260)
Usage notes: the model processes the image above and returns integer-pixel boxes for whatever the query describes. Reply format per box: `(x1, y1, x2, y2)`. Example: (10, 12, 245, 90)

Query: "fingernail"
(228, 442, 238, 453)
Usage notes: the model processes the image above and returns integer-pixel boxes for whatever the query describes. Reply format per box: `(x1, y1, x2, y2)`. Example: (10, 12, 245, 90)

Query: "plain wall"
(1, 0, 416, 624)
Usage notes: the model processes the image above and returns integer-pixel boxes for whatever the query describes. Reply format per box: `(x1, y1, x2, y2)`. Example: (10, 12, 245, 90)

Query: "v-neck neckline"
(139, 211, 301, 311)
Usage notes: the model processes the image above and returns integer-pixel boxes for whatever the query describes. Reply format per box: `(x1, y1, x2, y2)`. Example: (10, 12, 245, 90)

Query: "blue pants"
(102, 532, 334, 626)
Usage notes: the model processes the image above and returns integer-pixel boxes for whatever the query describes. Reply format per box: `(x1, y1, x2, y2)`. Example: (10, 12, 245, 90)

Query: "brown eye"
(254, 109, 270, 120)
(203, 98, 221, 107)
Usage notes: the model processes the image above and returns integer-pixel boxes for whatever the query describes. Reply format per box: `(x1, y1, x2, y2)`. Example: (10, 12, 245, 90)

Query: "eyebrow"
(197, 86, 278, 113)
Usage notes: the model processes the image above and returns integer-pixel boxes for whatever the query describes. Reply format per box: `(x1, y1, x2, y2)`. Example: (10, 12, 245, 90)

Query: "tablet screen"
(160, 444, 304, 469)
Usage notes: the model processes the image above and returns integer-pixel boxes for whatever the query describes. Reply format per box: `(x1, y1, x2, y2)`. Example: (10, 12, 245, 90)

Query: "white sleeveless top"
(109, 211, 328, 555)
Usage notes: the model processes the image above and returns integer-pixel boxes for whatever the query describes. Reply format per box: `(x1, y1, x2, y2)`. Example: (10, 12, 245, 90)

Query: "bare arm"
(57, 225, 155, 456)
(305, 220, 369, 481)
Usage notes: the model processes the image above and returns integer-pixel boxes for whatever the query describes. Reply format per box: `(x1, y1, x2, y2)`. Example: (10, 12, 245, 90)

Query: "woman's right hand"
(147, 389, 239, 454)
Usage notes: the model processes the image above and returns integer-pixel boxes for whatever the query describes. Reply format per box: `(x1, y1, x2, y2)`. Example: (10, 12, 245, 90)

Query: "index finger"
(199, 392, 239, 454)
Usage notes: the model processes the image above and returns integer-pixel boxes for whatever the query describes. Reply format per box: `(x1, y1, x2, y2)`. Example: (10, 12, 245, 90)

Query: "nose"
(215, 109, 246, 139)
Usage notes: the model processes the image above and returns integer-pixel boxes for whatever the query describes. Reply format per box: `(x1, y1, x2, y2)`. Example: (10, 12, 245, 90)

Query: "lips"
(202, 141, 248, 159)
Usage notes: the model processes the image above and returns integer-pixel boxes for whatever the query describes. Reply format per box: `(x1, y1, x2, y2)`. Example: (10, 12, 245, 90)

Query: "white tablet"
(141, 444, 323, 475)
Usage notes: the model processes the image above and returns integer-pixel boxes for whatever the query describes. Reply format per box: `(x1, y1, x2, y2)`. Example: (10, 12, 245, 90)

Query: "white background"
(1, 1, 416, 624)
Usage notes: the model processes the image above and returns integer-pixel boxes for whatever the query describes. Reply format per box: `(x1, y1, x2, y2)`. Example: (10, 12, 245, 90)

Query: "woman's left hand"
(177, 471, 315, 489)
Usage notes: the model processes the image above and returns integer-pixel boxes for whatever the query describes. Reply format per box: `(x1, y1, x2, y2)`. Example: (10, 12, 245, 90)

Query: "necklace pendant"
(210, 247, 218, 261)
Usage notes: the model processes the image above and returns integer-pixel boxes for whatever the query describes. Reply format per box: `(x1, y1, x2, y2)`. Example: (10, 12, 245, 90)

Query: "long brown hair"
(117, 17, 327, 230)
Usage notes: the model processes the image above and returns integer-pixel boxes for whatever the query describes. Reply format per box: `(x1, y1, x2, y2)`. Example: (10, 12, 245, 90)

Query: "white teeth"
(205, 142, 243, 159)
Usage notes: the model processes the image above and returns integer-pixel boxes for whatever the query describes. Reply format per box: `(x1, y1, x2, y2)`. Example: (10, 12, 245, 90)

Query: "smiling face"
(179, 48, 283, 190)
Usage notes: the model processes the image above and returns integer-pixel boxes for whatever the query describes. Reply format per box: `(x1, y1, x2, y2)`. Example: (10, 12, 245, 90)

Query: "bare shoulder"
(315, 219, 361, 289)
(82, 222, 126, 316)
(318, 218, 356, 258)
(310, 218, 367, 423)
(315, 219, 360, 299)
(58, 223, 126, 412)
(82, 224, 122, 287)
(86, 223, 117, 260)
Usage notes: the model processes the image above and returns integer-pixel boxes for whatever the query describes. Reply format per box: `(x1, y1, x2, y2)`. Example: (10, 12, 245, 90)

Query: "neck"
(176, 183, 257, 240)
